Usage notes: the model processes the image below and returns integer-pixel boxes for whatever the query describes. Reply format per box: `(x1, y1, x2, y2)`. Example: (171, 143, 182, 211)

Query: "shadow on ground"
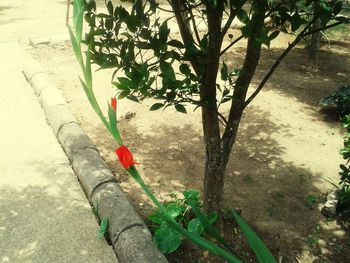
(0, 165, 106, 263)
(225, 42, 350, 125)
(87, 104, 349, 263)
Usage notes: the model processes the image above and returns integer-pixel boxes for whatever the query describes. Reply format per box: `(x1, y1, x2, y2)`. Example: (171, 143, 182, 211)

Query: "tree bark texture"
(309, 0, 321, 65)
(170, 1, 266, 219)
(201, 2, 226, 216)
(203, 1, 266, 216)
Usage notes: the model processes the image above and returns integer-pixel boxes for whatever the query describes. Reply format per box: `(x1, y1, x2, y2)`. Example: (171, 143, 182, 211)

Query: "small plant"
(147, 189, 218, 254)
(320, 84, 350, 116)
(337, 114, 350, 214)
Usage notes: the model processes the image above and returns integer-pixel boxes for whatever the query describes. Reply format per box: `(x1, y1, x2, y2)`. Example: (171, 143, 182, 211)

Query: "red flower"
(111, 97, 117, 111)
(115, 146, 139, 169)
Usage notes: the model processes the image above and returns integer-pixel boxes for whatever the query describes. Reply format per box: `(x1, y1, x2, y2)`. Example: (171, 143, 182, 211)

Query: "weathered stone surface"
(40, 86, 67, 109)
(23, 59, 45, 81)
(58, 122, 97, 159)
(321, 191, 338, 218)
(114, 225, 168, 263)
(45, 104, 78, 136)
(72, 148, 116, 198)
(29, 73, 55, 95)
(91, 182, 145, 243)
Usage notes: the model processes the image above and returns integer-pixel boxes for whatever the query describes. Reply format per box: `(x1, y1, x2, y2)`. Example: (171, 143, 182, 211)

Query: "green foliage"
(98, 217, 108, 240)
(320, 85, 350, 116)
(338, 115, 350, 214)
(147, 190, 218, 254)
(147, 190, 277, 263)
(81, 0, 347, 115)
(231, 209, 276, 263)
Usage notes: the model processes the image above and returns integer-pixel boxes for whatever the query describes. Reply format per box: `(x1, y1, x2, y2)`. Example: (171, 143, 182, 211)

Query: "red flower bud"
(111, 97, 117, 111)
(115, 146, 139, 169)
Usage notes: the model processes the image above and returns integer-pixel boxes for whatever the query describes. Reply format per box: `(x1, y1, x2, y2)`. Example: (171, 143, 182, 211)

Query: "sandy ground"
(2, 0, 349, 262)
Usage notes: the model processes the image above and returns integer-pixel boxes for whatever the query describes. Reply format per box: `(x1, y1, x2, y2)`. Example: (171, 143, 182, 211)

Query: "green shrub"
(337, 114, 350, 214)
(320, 85, 350, 116)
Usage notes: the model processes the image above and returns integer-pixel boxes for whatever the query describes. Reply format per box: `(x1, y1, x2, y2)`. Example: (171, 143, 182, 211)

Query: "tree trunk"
(203, 1, 266, 219)
(201, 2, 225, 218)
(309, 0, 321, 68)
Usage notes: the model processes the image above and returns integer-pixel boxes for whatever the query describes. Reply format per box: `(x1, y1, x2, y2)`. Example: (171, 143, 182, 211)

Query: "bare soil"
(27, 16, 350, 263)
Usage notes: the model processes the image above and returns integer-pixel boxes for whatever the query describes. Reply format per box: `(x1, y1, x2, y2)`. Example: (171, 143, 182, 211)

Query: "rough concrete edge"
(321, 190, 340, 218)
(22, 53, 168, 263)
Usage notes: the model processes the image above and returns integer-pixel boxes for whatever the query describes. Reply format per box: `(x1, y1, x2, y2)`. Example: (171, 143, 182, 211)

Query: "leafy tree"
(81, 0, 348, 225)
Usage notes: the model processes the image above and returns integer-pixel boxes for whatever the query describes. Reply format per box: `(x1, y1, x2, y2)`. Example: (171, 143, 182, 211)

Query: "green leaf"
(268, 31, 280, 41)
(127, 95, 140, 103)
(175, 104, 187, 114)
(333, 1, 342, 15)
(221, 62, 229, 81)
(179, 64, 191, 75)
(237, 9, 249, 24)
(72, 0, 84, 44)
(183, 189, 200, 202)
(68, 27, 83, 69)
(305, 194, 317, 204)
(85, 51, 92, 89)
(154, 223, 181, 254)
(188, 218, 204, 236)
(165, 203, 183, 219)
(291, 12, 301, 32)
(148, 213, 163, 225)
(156, 211, 243, 262)
(150, 103, 164, 111)
(118, 90, 130, 99)
(160, 61, 175, 80)
(231, 209, 277, 263)
(108, 103, 123, 145)
(116, 77, 133, 90)
(98, 218, 108, 240)
(107, 0, 114, 15)
(335, 16, 350, 23)
(167, 40, 185, 49)
(187, 200, 230, 250)
(207, 212, 218, 225)
(241, 25, 252, 38)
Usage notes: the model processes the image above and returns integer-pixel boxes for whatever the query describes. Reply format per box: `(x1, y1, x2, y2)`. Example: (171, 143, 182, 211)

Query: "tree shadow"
(225, 42, 350, 125)
(0, 162, 114, 263)
(88, 104, 349, 263)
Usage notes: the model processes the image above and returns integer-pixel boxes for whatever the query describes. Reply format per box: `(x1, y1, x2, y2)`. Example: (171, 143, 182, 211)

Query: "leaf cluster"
(146, 189, 218, 254)
(80, 0, 348, 117)
(83, 0, 205, 113)
(338, 114, 350, 213)
(320, 85, 350, 116)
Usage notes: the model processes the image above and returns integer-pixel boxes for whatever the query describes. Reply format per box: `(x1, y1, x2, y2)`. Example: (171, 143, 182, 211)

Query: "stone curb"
(23, 56, 168, 263)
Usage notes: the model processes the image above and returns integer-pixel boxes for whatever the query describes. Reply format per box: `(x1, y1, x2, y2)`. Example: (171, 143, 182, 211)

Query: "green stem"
(128, 167, 165, 210)
(127, 166, 242, 263)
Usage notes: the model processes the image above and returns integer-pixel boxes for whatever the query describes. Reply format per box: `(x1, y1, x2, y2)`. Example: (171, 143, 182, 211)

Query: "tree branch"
(220, 35, 244, 56)
(220, 0, 236, 40)
(169, 0, 201, 75)
(243, 17, 322, 109)
(222, 0, 266, 156)
(186, 2, 201, 44)
(301, 20, 345, 37)
(160, 0, 202, 13)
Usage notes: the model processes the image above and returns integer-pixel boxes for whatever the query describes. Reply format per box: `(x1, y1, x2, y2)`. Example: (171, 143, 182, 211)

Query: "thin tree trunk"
(201, 2, 225, 218)
(309, 0, 321, 68)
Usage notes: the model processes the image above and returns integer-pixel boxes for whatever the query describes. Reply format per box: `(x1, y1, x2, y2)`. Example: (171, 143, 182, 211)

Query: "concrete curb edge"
(22, 55, 168, 263)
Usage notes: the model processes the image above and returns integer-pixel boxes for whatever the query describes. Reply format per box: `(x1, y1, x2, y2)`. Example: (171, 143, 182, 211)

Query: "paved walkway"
(0, 1, 118, 262)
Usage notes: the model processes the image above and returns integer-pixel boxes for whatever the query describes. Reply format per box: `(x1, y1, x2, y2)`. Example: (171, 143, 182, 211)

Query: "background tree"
(82, 0, 348, 225)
